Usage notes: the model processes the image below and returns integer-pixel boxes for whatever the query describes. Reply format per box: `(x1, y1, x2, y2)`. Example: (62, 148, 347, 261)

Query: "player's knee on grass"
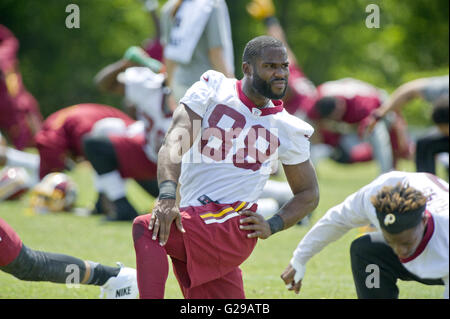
(83, 136, 118, 174)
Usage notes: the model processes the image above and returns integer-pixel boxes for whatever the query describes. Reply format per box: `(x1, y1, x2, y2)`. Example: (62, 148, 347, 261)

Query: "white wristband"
(290, 257, 306, 284)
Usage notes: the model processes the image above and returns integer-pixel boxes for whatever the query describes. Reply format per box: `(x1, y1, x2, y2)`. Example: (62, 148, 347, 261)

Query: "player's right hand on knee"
(149, 199, 185, 246)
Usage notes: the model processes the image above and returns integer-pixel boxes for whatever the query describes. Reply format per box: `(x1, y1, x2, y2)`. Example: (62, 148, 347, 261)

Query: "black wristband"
(158, 180, 177, 200)
(267, 214, 284, 235)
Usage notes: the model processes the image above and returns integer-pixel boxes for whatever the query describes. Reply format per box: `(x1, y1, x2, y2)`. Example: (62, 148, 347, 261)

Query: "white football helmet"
(0, 166, 30, 201)
(30, 173, 77, 213)
(90, 118, 127, 138)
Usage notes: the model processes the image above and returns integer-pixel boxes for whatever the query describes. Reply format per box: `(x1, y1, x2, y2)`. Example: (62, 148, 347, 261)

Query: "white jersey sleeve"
(292, 186, 374, 266)
(180, 70, 225, 117)
(292, 170, 449, 277)
(277, 113, 314, 165)
(119, 67, 165, 107)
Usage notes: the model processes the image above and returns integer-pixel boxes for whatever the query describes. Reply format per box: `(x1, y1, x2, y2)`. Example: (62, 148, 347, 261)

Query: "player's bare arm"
(365, 78, 427, 134)
(149, 104, 202, 246)
(240, 160, 319, 239)
(94, 59, 135, 94)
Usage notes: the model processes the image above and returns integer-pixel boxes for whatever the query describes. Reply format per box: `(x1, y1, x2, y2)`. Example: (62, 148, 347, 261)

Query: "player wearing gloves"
(281, 171, 449, 299)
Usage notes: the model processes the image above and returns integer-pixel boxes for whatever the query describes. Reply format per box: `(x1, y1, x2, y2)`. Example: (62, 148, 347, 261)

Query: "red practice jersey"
(307, 78, 384, 124)
(35, 103, 135, 178)
(283, 63, 318, 117)
(0, 25, 42, 149)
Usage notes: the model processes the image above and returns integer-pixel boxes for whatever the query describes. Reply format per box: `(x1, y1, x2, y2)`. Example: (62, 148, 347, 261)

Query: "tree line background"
(0, 0, 448, 126)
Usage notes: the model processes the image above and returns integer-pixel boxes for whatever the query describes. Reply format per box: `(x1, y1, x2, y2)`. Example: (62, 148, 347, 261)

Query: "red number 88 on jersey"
(200, 104, 280, 171)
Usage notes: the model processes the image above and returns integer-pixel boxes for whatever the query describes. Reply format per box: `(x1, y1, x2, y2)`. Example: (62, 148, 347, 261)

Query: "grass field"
(0, 158, 446, 299)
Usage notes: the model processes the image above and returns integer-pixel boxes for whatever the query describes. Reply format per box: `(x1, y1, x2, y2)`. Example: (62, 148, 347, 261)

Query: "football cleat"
(0, 166, 30, 201)
(29, 172, 77, 213)
(99, 263, 139, 299)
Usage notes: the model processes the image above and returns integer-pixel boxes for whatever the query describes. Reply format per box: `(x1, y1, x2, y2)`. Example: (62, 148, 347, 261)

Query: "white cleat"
(99, 263, 139, 299)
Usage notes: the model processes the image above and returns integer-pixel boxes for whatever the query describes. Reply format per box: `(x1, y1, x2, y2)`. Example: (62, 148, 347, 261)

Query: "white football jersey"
(292, 171, 449, 298)
(178, 70, 314, 208)
(119, 67, 173, 163)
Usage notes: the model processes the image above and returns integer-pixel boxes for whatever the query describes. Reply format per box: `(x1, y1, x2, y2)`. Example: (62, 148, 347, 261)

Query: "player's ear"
(242, 62, 252, 77)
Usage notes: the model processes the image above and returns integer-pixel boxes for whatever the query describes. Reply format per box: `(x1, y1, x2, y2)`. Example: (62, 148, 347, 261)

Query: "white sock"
(6, 147, 40, 171)
(95, 170, 126, 201)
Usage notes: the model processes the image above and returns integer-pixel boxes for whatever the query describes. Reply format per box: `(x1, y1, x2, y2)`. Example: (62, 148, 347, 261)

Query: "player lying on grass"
(0, 217, 138, 298)
(132, 35, 319, 299)
(281, 171, 449, 298)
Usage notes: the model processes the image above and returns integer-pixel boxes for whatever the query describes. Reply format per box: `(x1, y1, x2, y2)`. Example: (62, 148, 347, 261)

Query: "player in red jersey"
(307, 78, 412, 173)
(0, 25, 42, 150)
(0, 103, 138, 215)
(34, 103, 136, 179)
(0, 217, 138, 298)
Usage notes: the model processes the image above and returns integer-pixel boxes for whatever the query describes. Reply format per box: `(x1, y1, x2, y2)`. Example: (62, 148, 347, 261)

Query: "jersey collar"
(236, 80, 284, 116)
(400, 210, 435, 263)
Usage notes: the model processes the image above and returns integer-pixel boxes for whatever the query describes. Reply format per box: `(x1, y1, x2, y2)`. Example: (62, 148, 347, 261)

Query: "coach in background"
(281, 171, 449, 298)
(160, 0, 235, 102)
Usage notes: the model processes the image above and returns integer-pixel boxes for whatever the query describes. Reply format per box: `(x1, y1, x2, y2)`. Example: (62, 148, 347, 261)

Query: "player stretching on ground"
(0, 217, 138, 298)
(281, 171, 449, 298)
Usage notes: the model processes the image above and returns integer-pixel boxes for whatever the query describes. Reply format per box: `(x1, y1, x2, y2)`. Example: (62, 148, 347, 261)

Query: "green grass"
(0, 159, 446, 299)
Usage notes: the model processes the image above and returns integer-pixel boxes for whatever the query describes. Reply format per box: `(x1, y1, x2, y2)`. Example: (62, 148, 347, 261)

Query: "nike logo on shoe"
(115, 286, 132, 298)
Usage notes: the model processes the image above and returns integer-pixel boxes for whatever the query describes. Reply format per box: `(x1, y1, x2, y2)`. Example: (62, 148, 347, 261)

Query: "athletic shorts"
(109, 134, 157, 180)
(0, 218, 23, 266)
(133, 201, 258, 298)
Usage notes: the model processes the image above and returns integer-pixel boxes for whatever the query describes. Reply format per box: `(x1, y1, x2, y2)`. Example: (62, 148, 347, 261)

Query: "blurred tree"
(1, 0, 448, 125)
(0, 0, 154, 117)
(227, 0, 448, 125)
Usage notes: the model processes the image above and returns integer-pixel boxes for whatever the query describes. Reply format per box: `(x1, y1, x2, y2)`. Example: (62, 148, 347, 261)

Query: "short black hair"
(314, 96, 338, 118)
(242, 36, 285, 66)
(431, 96, 449, 124)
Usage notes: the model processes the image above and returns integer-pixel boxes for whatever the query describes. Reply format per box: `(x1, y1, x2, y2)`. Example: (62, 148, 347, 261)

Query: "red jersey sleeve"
(35, 128, 69, 179)
(0, 25, 19, 72)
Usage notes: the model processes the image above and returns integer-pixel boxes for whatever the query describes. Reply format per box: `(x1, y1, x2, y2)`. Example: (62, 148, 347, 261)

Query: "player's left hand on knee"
(238, 210, 271, 239)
